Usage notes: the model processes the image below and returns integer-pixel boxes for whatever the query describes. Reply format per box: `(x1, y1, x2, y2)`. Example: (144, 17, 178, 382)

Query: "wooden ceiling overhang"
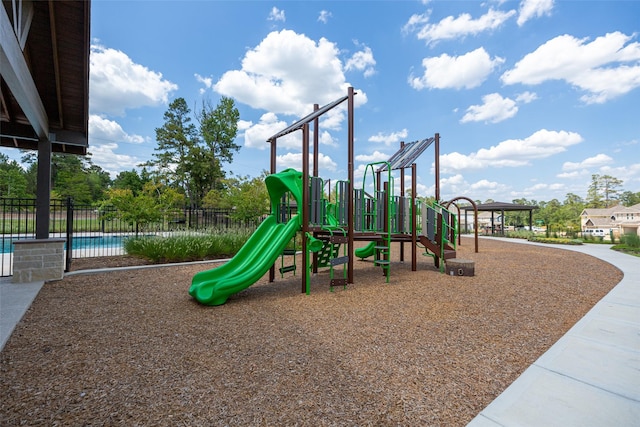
(0, 0, 90, 155)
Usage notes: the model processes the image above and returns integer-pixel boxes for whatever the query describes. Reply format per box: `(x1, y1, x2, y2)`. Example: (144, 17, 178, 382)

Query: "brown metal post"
(312, 104, 319, 275)
(313, 104, 319, 177)
(269, 137, 276, 282)
(269, 137, 276, 174)
(302, 123, 310, 293)
(347, 87, 354, 284)
(411, 163, 417, 271)
(400, 141, 405, 262)
(435, 132, 440, 202)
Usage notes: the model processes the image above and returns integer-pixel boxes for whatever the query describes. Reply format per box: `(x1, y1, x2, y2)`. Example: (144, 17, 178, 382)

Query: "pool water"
(0, 235, 126, 254)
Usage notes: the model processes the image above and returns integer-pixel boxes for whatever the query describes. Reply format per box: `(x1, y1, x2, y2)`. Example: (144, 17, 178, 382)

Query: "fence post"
(65, 197, 74, 272)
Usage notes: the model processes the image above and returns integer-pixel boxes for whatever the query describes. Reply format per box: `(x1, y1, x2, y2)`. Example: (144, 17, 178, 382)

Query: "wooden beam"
(48, 0, 64, 128)
(0, 3, 49, 138)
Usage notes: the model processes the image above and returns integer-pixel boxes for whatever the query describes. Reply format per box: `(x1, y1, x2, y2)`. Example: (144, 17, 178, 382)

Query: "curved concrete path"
(2, 239, 639, 426)
(468, 238, 640, 427)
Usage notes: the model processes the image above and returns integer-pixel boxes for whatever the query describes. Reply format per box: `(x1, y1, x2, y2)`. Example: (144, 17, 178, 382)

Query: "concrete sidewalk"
(1, 240, 639, 426)
(468, 238, 640, 426)
(0, 278, 43, 351)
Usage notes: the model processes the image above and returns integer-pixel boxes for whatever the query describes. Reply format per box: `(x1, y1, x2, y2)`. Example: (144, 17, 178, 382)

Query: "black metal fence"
(0, 197, 261, 277)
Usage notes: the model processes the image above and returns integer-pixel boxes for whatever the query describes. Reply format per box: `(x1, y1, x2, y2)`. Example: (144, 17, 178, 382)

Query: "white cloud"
(195, 73, 213, 95)
(87, 115, 149, 177)
(89, 44, 178, 116)
(440, 129, 583, 172)
(368, 129, 409, 146)
(345, 45, 376, 78)
(89, 115, 145, 145)
(214, 29, 367, 120)
(240, 112, 341, 150)
(460, 93, 518, 123)
(403, 8, 516, 45)
(562, 154, 613, 171)
(88, 142, 142, 177)
(318, 130, 338, 147)
(501, 32, 640, 103)
(470, 179, 508, 193)
(354, 163, 369, 181)
(517, 0, 554, 26)
(242, 112, 294, 149)
(515, 91, 538, 103)
(237, 120, 253, 132)
(355, 151, 391, 163)
(557, 170, 585, 179)
(276, 152, 337, 172)
(268, 7, 285, 22)
(409, 48, 505, 90)
(523, 181, 566, 195)
(318, 10, 332, 23)
(600, 163, 640, 184)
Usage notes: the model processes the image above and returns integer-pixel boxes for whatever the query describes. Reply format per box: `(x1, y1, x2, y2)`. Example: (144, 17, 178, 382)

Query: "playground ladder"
(373, 237, 391, 283)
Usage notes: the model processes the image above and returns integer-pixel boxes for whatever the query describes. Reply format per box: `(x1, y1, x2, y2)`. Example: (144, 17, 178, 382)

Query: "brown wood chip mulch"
(0, 237, 622, 426)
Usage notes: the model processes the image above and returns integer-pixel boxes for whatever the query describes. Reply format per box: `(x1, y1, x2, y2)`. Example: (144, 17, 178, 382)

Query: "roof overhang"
(463, 202, 538, 212)
(1, 0, 90, 155)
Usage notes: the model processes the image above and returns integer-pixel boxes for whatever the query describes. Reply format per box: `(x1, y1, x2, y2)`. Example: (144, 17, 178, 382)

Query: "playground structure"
(190, 87, 473, 306)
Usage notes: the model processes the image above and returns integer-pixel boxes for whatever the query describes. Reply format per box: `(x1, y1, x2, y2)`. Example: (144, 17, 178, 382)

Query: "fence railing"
(0, 197, 262, 277)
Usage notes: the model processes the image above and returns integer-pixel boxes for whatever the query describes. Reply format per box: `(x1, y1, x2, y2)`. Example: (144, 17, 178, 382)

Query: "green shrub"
(621, 233, 640, 248)
(123, 228, 255, 263)
(527, 236, 583, 245)
(505, 230, 535, 239)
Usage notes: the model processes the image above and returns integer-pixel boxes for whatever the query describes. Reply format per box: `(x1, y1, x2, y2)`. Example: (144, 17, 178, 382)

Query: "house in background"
(580, 203, 640, 239)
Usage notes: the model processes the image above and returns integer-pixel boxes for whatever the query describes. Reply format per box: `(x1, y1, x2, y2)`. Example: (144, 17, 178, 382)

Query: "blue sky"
(5, 0, 640, 203)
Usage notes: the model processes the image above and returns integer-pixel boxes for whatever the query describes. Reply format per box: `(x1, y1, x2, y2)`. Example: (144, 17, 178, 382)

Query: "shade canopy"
(1, 0, 90, 155)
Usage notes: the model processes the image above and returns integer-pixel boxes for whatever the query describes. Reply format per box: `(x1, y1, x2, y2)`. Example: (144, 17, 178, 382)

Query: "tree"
(193, 97, 240, 201)
(557, 193, 584, 235)
(619, 191, 640, 207)
(203, 173, 269, 222)
(147, 96, 241, 209)
(146, 97, 199, 203)
(0, 154, 30, 198)
(20, 151, 110, 203)
(99, 182, 185, 234)
(587, 174, 623, 208)
(112, 168, 152, 196)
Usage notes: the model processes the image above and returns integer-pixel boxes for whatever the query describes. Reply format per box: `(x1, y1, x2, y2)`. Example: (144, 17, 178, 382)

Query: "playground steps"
(373, 240, 391, 282)
(418, 235, 457, 261)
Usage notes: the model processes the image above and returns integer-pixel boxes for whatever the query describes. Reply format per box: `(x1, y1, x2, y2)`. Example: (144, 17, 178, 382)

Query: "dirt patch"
(1, 238, 623, 426)
(69, 255, 157, 271)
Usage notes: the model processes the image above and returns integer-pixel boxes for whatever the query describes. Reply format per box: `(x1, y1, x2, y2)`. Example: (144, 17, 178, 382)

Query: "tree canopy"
(145, 96, 240, 208)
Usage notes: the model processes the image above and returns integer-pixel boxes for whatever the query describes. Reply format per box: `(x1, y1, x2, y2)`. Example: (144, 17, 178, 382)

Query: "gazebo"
(462, 201, 538, 235)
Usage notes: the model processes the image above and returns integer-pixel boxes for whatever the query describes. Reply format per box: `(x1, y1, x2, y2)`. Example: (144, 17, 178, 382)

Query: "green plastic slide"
(189, 168, 304, 306)
(189, 215, 301, 305)
(355, 241, 376, 259)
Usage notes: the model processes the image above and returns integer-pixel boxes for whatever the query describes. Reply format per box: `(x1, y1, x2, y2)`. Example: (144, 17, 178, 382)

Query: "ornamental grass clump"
(612, 233, 640, 257)
(123, 228, 255, 263)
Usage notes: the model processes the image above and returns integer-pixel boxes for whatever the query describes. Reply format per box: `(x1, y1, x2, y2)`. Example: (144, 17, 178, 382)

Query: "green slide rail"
(189, 168, 304, 306)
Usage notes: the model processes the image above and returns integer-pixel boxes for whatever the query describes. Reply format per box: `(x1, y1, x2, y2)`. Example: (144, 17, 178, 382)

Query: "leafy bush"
(123, 228, 255, 263)
(611, 233, 640, 257)
(527, 236, 583, 245)
(504, 230, 535, 239)
(621, 233, 640, 248)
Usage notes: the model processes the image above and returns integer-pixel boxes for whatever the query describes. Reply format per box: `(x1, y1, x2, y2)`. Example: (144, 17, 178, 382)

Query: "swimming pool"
(0, 235, 126, 254)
